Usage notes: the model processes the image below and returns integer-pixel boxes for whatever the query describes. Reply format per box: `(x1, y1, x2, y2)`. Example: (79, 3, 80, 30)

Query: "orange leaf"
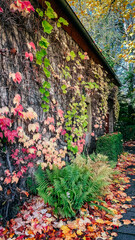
(9, 233, 15, 238)
(27, 230, 34, 235)
(125, 196, 132, 201)
(123, 219, 131, 225)
(87, 226, 95, 232)
(21, 190, 29, 197)
(4, 177, 11, 184)
(7, 189, 11, 195)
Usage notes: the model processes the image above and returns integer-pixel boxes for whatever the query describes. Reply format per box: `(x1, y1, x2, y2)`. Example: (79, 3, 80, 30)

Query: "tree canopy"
(67, 0, 135, 108)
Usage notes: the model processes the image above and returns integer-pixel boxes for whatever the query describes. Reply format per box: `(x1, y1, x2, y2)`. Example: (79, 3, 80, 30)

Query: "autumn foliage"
(0, 1, 126, 236)
(1, 152, 135, 239)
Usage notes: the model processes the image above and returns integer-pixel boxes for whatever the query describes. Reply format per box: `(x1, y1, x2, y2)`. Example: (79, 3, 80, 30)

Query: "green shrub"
(122, 125, 135, 141)
(35, 164, 104, 218)
(96, 132, 123, 162)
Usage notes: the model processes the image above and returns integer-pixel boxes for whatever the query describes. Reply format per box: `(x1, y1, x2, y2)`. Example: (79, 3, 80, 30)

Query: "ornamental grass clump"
(72, 154, 114, 195)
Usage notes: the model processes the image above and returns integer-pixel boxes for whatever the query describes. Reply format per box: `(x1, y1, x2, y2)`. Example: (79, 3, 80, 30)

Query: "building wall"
(0, 0, 116, 149)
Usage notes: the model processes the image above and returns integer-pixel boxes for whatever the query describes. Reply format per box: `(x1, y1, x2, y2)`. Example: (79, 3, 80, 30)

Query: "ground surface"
(0, 144, 135, 240)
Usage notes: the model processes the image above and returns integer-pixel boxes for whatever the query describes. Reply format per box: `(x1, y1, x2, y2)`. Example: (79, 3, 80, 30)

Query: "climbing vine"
(35, 1, 99, 153)
(0, 0, 120, 222)
(113, 86, 120, 120)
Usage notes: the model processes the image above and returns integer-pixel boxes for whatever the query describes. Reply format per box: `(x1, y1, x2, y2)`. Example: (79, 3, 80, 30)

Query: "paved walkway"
(114, 146, 135, 240)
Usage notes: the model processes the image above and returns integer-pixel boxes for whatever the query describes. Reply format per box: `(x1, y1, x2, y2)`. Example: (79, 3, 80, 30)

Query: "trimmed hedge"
(122, 125, 135, 141)
(96, 132, 123, 162)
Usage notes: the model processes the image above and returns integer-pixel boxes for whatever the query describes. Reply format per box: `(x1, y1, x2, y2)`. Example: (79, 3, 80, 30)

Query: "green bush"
(96, 132, 123, 162)
(122, 125, 135, 141)
(35, 164, 104, 218)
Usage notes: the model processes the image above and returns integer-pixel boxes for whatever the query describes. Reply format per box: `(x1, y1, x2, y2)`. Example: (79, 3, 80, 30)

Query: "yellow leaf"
(33, 133, 41, 141)
(61, 225, 70, 234)
(77, 230, 83, 235)
(37, 150, 42, 157)
(96, 218, 105, 224)
(41, 162, 47, 169)
(12, 175, 19, 184)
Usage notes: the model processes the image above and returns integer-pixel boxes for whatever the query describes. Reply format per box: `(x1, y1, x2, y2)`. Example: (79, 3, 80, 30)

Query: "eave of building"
(38, 0, 121, 87)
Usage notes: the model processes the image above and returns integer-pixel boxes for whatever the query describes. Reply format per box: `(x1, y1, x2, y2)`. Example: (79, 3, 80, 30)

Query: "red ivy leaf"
(0, 7, 3, 13)
(16, 171, 23, 177)
(28, 162, 34, 167)
(15, 72, 22, 84)
(29, 53, 33, 61)
(0, 132, 3, 138)
(28, 42, 36, 50)
(9, 72, 22, 84)
(25, 52, 33, 61)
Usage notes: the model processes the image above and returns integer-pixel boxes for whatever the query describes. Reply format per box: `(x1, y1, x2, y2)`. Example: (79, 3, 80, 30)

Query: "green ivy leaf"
(66, 127, 72, 131)
(39, 88, 45, 94)
(43, 108, 49, 112)
(71, 146, 78, 154)
(70, 51, 76, 60)
(43, 67, 51, 78)
(43, 104, 50, 112)
(94, 82, 99, 88)
(45, 1, 58, 19)
(63, 90, 67, 94)
(57, 22, 61, 28)
(57, 17, 68, 26)
(66, 55, 70, 61)
(41, 103, 48, 108)
(61, 84, 67, 93)
(42, 20, 53, 34)
(61, 85, 67, 90)
(39, 37, 50, 49)
(44, 91, 50, 97)
(87, 82, 95, 89)
(43, 81, 51, 89)
(65, 66, 70, 71)
(36, 8, 44, 17)
(36, 49, 47, 65)
(78, 51, 85, 60)
(44, 58, 50, 67)
(42, 96, 49, 103)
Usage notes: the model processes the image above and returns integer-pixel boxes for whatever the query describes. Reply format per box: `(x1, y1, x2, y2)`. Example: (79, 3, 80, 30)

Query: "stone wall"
(0, 0, 117, 149)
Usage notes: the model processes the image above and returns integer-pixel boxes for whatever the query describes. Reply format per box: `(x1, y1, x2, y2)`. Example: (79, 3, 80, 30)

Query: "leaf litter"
(0, 152, 135, 240)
